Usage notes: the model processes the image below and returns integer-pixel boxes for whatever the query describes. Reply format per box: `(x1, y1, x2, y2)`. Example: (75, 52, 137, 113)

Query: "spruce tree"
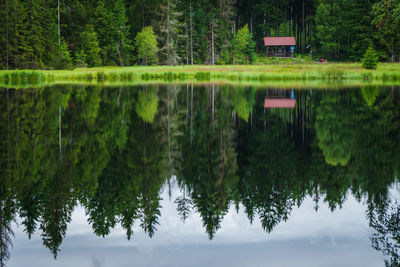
(159, 0, 182, 65)
(362, 46, 379, 69)
(94, 0, 133, 66)
(80, 25, 102, 67)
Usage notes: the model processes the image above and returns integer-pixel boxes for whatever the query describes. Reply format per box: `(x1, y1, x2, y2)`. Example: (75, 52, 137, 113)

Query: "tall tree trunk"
(142, 0, 145, 28)
(309, 18, 312, 51)
(392, 43, 395, 63)
(58, 0, 60, 45)
(185, 15, 189, 65)
(250, 10, 253, 33)
(263, 13, 266, 37)
(13, 0, 17, 67)
(284, 11, 287, 36)
(302, 0, 305, 53)
(166, 0, 170, 64)
(6, 0, 9, 69)
(297, 13, 300, 52)
(190, 1, 193, 65)
(276, 23, 279, 37)
(211, 21, 215, 65)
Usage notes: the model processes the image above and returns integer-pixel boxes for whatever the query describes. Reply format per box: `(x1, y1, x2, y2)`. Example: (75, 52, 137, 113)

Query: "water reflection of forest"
(0, 85, 400, 265)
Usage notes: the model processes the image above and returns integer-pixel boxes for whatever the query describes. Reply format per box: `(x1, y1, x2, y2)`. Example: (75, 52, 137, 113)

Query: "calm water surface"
(1, 84, 400, 267)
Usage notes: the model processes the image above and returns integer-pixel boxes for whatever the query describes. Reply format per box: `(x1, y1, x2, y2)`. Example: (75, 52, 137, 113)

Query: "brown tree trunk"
(58, 0, 61, 45)
(284, 11, 287, 36)
(142, 0, 145, 28)
(185, 14, 189, 65)
(302, 0, 305, 53)
(309, 19, 312, 49)
(6, 0, 9, 69)
(250, 10, 253, 33)
(190, 1, 193, 65)
(211, 21, 215, 65)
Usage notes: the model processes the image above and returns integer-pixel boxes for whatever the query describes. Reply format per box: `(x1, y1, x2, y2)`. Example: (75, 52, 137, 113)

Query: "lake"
(1, 84, 400, 267)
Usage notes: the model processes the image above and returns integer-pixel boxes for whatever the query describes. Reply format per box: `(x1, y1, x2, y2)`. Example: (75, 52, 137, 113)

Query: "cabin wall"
(265, 46, 294, 57)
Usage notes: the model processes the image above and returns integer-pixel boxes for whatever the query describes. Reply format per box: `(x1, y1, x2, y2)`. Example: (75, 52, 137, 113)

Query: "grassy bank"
(1, 63, 400, 88)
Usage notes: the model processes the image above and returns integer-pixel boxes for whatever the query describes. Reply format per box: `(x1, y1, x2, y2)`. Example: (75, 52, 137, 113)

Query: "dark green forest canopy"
(0, 0, 399, 69)
(1, 85, 400, 262)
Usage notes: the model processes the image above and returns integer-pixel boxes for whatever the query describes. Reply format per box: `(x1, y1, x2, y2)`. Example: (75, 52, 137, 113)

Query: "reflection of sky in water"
(10, 184, 392, 267)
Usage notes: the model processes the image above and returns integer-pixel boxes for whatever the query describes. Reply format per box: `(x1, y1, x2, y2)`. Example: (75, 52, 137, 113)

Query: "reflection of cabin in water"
(263, 89, 312, 144)
(264, 90, 296, 109)
(264, 37, 296, 57)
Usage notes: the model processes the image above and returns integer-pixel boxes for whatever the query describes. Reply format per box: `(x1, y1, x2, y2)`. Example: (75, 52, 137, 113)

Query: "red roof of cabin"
(264, 37, 296, 46)
(264, 99, 296, 109)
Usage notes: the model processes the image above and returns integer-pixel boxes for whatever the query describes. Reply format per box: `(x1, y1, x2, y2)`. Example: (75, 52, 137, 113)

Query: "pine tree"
(362, 45, 379, 69)
(6, 0, 31, 69)
(80, 25, 102, 67)
(94, 0, 133, 66)
(0, 201, 15, 267)
(55, 40, 73, 69)
(159, 0, 182, 65)
(315, 0, 341, 58)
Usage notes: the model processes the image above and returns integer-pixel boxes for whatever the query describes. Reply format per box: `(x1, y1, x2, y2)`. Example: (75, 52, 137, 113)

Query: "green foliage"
(1, 85, 400, 265)
(55, 41, 73, 70)
(135, 88, 159, 122)
(74, 50, 87, 68)
(232, 25, 254, 64)
(362, 46, 379, 70)
(372, 0, 400, 62)
(80, 25, 102, 67)
(361, 85, 380, 106)
(315, 94, 355, 166)
(135, 26, 159, 65)
(371, 204, 400, 267)
(158, 0, 182, 65)
(216, 48, 231, 65)
(94, 0, 133, 66)
(246, 37, 256, 64)
(315, 1, 340, 57)
(232, 89, 255, 121)
(0, 0, 398, 69)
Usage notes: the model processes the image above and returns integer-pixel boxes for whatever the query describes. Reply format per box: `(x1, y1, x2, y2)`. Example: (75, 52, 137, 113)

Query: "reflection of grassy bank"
(1, 80, 398, 90)
(1, 63, 400, 88)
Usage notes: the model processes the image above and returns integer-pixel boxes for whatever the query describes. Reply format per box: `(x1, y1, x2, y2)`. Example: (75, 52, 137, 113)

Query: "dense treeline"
(0, 0, 399, 69)
(1, 85, 400, 265)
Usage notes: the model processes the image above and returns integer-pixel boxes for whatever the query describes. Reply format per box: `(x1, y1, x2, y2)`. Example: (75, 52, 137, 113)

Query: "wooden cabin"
(264, 37, 296, 57)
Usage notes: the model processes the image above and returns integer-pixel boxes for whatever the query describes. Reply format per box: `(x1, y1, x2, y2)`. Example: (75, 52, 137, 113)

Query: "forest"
(0, 0, 399, 69)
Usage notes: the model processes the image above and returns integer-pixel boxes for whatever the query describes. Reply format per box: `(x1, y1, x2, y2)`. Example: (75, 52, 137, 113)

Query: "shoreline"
(1, 63, 400, 88)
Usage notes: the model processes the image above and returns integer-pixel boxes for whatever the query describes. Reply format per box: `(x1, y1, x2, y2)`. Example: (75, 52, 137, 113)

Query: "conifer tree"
(80, 25, 102, 67)
(362, 45, 379, 69)
(159, 0, 182, 65)
(94, 0, 133, 66)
